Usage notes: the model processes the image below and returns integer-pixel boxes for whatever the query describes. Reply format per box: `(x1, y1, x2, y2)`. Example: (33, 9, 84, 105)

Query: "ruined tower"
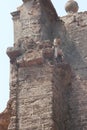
(6, 0, 71, 130)
(1, 0, 87, 130)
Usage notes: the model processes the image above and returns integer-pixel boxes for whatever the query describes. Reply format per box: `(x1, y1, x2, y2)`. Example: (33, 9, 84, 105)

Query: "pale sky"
(0, 0, 87, 112)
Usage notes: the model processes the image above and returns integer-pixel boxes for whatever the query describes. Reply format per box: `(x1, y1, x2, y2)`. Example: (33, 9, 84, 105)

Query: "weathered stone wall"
(8, 58, 72, 130)
(8, 1, 70, 129)
(2, 0, 87, 130)
(12, 0, 59, 44)
(0, 100, 12, 130)
(17, 65, 53, 130)
(62, 12, 87, 130)
(8, 63, 18, 130)
(52, 64, 72, 130)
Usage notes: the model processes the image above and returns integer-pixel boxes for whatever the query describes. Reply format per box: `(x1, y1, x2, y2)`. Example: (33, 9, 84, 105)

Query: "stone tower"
(1, 0, 87, 130)
(6, 0, 71, 130)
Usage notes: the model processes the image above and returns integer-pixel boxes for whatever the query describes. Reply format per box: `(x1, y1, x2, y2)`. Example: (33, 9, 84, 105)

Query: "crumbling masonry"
(0, 0, 87, 130)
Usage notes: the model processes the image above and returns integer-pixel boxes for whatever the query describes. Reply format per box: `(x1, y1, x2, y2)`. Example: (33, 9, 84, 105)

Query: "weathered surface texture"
(1, 0, 87, 130)
(52, 63, 72, 130)
(62, 12, 87, 130)
(0, 100, 13, 130)
(17, 65, 53, 130)
(7, 0, 70, 130)
(12, 0, 58, 44)
(11, 0, 66, 44)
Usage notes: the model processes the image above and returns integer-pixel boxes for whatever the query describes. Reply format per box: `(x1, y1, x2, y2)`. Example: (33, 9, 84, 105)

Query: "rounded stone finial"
(65, 0, 79, 14)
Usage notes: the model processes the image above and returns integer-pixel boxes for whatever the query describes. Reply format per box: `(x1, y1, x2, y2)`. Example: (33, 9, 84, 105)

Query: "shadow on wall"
(52, 63, 72, 130)
(54, 27, 87, 130)
(62, 28, 87, 77)
(48, 16, 87, 129)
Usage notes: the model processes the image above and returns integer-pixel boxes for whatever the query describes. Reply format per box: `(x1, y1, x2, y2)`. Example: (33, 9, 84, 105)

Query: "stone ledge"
(6, 47, 25, 60)
(17, 50, 43, 67)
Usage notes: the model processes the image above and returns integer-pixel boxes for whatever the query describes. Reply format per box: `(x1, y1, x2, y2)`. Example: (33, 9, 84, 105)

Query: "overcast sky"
(0, 0, 86, 112)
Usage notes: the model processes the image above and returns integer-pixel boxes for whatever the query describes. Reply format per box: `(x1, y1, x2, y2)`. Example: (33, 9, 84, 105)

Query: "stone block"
(6, 47, 25, 60)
